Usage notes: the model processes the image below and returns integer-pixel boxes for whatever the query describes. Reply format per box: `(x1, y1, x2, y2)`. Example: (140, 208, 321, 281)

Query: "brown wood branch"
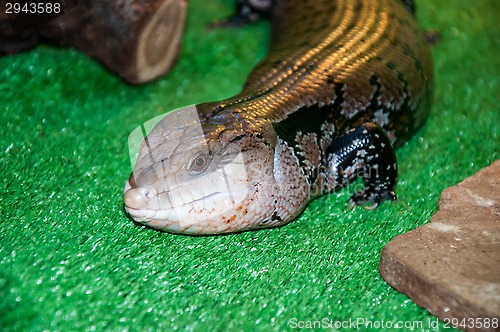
(0, 0, 188, 84)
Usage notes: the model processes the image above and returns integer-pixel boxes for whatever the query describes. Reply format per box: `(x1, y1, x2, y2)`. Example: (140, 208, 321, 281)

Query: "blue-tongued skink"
(123, 0, 433, 235)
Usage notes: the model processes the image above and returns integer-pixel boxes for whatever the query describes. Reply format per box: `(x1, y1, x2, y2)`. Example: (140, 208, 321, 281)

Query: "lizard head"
(123, 104, 294, 235)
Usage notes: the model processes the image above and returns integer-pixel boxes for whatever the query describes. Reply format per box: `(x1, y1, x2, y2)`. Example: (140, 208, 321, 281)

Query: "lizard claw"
(348, 187, 397, 209)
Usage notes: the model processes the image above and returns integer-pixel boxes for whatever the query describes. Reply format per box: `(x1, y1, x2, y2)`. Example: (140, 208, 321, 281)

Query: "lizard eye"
(188, 152, 210, 173)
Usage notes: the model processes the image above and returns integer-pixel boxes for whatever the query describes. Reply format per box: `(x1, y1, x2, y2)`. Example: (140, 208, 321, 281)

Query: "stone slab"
(380, 160, 500, 331)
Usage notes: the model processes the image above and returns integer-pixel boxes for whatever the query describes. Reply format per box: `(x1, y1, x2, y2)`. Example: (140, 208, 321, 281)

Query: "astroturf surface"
(1, 0, 498, 331)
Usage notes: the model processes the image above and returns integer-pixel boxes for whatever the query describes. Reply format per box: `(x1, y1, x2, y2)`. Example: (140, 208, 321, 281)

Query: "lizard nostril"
(141, 187, 156, 200)
(124, 186, 157, 209)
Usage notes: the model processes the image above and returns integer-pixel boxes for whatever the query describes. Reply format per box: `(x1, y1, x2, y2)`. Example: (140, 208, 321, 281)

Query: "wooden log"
(0, 0, 188, 84)
(0, 1, 56, 55)
(0, 28, 40, 55)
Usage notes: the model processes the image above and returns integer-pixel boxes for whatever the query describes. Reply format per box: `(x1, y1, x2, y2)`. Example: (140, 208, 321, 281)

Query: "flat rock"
(380, 160, 500, 331)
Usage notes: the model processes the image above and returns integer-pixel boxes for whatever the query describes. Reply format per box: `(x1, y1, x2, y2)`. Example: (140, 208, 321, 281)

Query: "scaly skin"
(123, 0, 433, 235)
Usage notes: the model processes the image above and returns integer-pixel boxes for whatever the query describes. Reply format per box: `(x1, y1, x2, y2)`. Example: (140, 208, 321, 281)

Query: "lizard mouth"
(123, 178, 250, 230)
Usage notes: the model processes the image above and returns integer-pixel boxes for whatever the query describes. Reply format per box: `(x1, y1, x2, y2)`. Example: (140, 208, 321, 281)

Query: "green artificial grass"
(1, 0, 498, 330)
